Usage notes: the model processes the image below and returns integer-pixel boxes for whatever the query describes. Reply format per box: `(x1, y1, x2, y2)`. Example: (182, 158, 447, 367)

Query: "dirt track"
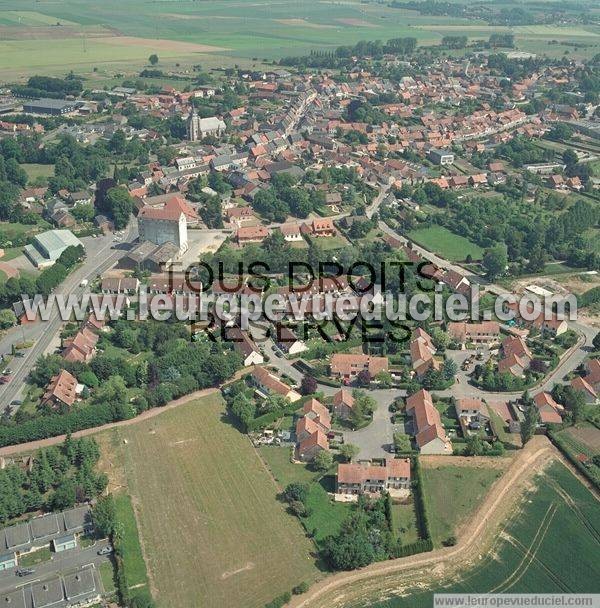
(287, 436, 565, 608)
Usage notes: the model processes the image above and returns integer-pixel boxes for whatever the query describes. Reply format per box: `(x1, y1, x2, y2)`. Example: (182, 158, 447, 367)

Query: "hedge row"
(395, 537, 434, 558)
(411, 457, 432, 542)
(246, 402, 302, 432)
(0, 403, 118, 447)
(547, 430, 600, 492)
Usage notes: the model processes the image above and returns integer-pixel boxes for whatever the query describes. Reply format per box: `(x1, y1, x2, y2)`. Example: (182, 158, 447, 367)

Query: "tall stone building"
(187, 106, 226, 142)
(137, 196, 198, 254)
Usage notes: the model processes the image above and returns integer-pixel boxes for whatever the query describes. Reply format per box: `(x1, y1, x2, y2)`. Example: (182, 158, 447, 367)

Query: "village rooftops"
(330, 353, 388, 378)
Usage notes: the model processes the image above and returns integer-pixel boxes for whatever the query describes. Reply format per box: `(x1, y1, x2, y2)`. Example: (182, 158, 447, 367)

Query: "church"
(187, 107, 226, 141)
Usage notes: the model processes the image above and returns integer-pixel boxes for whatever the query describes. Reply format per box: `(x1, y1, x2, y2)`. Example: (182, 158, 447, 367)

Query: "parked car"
(0, 376, 12, 384)
(14, 352, 25, 358)
(97, 546, 113, 556)
(10, 400, 22, 406)
(16, 568, 35, 577)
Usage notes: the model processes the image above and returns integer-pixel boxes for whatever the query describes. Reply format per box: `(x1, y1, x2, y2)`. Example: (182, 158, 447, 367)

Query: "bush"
(292, 582, 309, 595)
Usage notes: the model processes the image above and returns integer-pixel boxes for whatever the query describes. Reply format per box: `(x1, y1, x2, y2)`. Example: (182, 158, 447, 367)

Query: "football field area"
(96, 393, 319, 608)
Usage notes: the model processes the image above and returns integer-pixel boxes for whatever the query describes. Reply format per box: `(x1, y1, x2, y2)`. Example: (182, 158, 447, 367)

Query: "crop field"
(357, 462, 600, 607)
(97, 394, 319, 608)
(0, 0, 597, 79)
(421, 463, 502, 546)
(407, 225, 485, 262)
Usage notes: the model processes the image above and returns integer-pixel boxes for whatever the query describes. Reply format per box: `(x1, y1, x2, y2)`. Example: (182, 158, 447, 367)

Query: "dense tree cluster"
(0, 436, 107, 523)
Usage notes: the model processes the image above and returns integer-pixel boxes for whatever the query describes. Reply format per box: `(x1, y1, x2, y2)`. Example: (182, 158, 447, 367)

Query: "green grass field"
(113, 493, 152, 604)
(22, 163, 54, 184)
(1, 0, 596, 79)
(258, 445, 352, 546)
(407, 225, 485, 262)
(359, 462, 600, 607)
(99, 394, 319, 608)
(422, 463, 502, 546)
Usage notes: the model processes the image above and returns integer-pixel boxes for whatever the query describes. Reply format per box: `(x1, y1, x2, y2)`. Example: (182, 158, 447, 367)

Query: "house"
(101, 277, 140, 294)
(62, 328, 98, 363)
(427, 149, 454, 165)
(410, 330, 438, 377)
(227, 327, 264, 366)
(53, 534, 77, 552)
(455, 398, 489, 428)
(236, 226, 270, 244)
(533, 392, 563, 425)
(41, 370, 78, 409)
(336, 459, 411, 496)
(571, 375, 598, 404)
(584, 359, 600, 390)
(279, 223, 303, 242)
(332, 388, 354, 420)
(0, 553, 17, 571)
(330, 353, 388, 380)
(303, 398, 331, 431)
(273, 324, 307, 355)
(297, 429, 329, 462)
(498, 335, 532, 378)
(306, 218, 335, 238)
(405, 389, 452, 454)
(447, 321, 500, 345)
(250, 366, 301, 402)
(226, 206, 255, 227)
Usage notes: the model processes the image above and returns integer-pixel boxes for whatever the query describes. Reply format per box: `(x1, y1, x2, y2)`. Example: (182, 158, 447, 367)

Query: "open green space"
(258, 445, 352, 545)
(422, 463, 501, 546)
(357, 462, 600, 607)
(98, 394, 319, 608)
(407, 225, 485, 262)
(21, 163, 54, 184)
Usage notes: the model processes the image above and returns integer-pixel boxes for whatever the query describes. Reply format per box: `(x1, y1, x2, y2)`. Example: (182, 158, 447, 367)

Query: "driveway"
(342, 388, 406, 459)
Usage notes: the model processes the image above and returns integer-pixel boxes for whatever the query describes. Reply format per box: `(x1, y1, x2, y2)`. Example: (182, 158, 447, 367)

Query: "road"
(0, 220, 138, 409)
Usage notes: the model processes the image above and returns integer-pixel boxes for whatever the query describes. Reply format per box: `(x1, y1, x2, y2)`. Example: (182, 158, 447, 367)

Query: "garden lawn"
(422, 463, 501, 546)
(407, 226, 484, 262)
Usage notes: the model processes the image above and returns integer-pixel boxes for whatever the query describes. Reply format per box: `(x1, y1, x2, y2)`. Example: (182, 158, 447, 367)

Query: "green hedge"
(0, 403, 119, 447)
(547, 430, 600, 491)
(411, 457, 432, 541)
(395, 538, 434, 558)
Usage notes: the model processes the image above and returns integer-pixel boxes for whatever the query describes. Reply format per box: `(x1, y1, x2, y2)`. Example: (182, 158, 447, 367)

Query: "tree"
(521, 405, 540, 444)
(0, 309, 16, 329)
(313, 450, 333, 472)
(356, 369, 371, 387)
(442, 358, 457, 381)
(339, 443, 359, 463)
(283, 482, 308, 504)
(482, 244, 508, 280)
(393, 432, 411, 453)
(300, 375, 318, 395)
(105, 186, 133, 230)
(149, 54, 159, 66)
(465, 435, 485, 456)
(374, 370, 393, 388)
(91, 495, 117, 538)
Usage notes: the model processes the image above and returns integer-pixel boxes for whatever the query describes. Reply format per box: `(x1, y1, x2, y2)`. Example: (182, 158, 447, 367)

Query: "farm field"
(553, 423, 600, 484)
(354, 462, 600, 607)
(407, 225, 485, 262)
(421, 462, 502, 546)
(96, 394, 319, 608)
(0, 0, 597, 79)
